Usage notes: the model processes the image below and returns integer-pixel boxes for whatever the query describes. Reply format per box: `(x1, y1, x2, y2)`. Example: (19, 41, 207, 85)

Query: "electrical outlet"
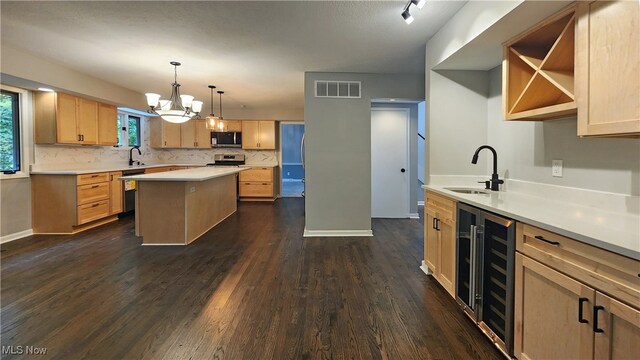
(552, 160, 563, 177)
(190, 186, 196, 193)
(287, 172, 290, 176)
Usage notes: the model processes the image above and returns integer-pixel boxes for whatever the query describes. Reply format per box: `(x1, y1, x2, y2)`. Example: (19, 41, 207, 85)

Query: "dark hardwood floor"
(1, 199, 502, 359)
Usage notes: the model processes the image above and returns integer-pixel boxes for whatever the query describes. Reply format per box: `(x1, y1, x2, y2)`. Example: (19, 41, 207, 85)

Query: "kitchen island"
(120, 167, 246, 245)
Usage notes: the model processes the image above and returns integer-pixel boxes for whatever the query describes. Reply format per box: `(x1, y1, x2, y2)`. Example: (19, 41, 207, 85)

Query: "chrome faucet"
(472, 145, 504, 191)
(129, 146, 142, 166)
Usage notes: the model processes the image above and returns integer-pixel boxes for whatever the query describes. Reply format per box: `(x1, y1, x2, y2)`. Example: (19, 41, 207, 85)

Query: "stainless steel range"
(207, 154, 245, 166)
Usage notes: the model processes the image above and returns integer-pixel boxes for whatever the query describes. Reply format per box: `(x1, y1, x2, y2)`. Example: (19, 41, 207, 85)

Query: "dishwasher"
(122, 168, 145, 214)
(456, 203, 516, 358)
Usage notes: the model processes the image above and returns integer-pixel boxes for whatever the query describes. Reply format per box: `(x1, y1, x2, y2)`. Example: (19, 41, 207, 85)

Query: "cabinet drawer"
(77, 172, 109, 185)
(426, 190, 456, 221)
(239, 182, 273, 197)
(239, 167, 273, 182)
(516, 223, 640, 308)
(77, 200, 110, 225)
(77, 182, 110, 205)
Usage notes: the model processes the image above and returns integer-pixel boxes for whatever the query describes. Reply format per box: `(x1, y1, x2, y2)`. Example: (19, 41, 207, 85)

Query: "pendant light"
(216, 91, 226, 131)
(205, 85, 219, 130)
(145, 61, 203, 124)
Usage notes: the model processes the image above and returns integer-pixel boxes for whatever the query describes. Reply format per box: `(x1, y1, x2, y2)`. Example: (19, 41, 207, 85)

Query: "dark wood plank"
(1, 199, 503, 360)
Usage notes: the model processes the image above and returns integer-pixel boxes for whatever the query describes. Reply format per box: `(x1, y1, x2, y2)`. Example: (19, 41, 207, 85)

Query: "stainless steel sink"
(444, 187, 490, 195)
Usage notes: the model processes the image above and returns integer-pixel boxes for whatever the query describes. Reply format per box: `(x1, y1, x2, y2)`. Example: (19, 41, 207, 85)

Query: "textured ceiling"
(0, 1, 465, 117)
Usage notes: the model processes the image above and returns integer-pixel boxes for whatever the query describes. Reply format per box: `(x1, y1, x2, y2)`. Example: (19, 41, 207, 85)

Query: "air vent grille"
(315, 81, 361, 98)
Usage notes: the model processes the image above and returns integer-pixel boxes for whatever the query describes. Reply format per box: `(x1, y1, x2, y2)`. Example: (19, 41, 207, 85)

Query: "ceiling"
(0, 1, 466, 118)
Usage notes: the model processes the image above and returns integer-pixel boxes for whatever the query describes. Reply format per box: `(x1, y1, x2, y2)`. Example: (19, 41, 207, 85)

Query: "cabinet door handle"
(534, 235, 560, 246)
(92, 203, 100, 207)
(593, 305, 605, 333)
(91, 185, 99, 189)
(78, 134, 82, 141)
(578, 297, 589, 324)
(432, 218, 437, 229)
(262, 183, 268, 185)
(91, 175, 99, 178)
(435, 218, 441, 231)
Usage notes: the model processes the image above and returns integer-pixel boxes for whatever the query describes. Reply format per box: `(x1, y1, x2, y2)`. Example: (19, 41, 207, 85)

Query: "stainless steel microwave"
(211, 131, 242, 148)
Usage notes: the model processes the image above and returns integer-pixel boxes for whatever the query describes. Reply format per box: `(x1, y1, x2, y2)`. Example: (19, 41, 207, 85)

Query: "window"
(117, 113, 141, 147)
(0, 90, 21, 173)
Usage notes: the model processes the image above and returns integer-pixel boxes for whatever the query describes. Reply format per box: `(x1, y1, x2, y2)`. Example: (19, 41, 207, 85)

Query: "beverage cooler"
(456, 203, 516, 357)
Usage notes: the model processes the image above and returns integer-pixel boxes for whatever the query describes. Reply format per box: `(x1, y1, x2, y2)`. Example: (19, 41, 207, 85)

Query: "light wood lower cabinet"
(239, 166, 278, 201)
(32, 171, 124, 234)
(423, 190, 456, 297)
(109, 171, 123, 215)
(514, 224, 640, 359)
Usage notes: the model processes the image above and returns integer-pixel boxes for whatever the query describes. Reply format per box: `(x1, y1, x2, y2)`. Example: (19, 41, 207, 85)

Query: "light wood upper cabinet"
(503, 6, 577, 121)
(180, 120, 196, 148)
(150, 117, 181, 148)
(180, 119, 211, 148)
(576, 0, 640, 137)
(194, 119, 211, 148)
(242, 120, 276, 150)
(423, 190, 457, 297)
(35, 92, 116, 145)
(212, 120, 242, 132)
(98, 103, 118, 145)
(55, 92, 80, 144)
(77, 98, 98, 144)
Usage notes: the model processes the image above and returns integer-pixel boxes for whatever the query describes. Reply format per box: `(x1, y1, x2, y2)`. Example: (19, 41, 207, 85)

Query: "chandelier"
(145, 61, 203, 124)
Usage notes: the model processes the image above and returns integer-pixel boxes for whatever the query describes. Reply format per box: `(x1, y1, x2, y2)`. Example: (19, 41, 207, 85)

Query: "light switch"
(552, 160, 563, 177)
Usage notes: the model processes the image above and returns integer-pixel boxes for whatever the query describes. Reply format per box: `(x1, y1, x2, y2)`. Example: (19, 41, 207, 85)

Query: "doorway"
(280, 122, 305, 197)
(371, 108, 410, 218)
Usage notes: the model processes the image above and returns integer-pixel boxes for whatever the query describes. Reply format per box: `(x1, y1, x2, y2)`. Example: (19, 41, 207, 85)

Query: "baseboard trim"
(420, 260, 432, 275)
(0, 229, 34, 244)
(303, 228, 373, 237)
(408, 213, 420, 219)
(417, 201, 425, 206)
(141, 243, 186, 246)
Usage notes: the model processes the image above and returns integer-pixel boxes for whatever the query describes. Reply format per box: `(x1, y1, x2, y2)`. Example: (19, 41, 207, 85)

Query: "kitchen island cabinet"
(121, 167, 245, 245)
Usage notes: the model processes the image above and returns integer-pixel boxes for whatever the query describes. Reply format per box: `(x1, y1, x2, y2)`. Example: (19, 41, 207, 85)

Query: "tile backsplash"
(34, 119, 278, 166)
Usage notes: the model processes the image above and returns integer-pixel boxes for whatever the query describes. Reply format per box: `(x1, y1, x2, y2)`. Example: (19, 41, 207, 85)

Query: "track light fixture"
(402, 8, 414, 24)
(401, 0, 426, 24)
(411, 0, 426, 9)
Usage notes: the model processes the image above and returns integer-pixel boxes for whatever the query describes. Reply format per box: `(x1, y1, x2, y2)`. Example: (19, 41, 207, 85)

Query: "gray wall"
(304, 72, 424, 232)
(425, 65, 640, 196)
(427, 70, 489, 178)
(486, 66, 640, 195)
(1, 178, 31, 237)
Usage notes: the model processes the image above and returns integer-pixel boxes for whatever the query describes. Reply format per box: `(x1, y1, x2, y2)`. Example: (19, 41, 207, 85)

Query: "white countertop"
(30, 163, 205, 175)
(119, 166, 246, 182)
(30, 162, 279, 175)
(423, 184, 640, 260)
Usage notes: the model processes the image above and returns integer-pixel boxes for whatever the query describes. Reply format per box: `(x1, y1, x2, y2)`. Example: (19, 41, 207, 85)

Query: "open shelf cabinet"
(503, 6, 577, 121)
